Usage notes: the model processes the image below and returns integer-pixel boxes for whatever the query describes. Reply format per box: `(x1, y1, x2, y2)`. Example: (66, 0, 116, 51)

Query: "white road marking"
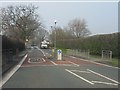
(69, 56, 120, 69)
(42, 58, 46, 62)
(57, 64, 78, 67)
(1, 54, 28, 88)
(21, 64, 79, 67)
(37, 47, 45, 57)
(58, 64, 71, 66)
(50, 61, 79, 67)
(68, 61, 79, 66)
(28, 58, 45, 63)
(70, 70, 91, 73)
(91, 81, 118, 86)
(28, 58, 31, 63)
(50, 61, 58, 65)
(21, 65, 55, 67)
(65, 69, 94, 85)
(87, 69, 119, 84)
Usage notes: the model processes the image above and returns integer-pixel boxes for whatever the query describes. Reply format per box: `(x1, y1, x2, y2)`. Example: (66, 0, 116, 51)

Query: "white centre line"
(68, 61, 79, 66)
(50, 61, 58, 65)
(87, 69, 119, 84)
(65, 69, 94, 85)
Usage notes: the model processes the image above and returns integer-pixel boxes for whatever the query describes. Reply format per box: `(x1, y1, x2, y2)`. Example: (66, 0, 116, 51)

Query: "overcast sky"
(1, 1, 118, 35)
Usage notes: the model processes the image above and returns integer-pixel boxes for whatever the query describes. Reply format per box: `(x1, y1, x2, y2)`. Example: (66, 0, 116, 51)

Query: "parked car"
(31, 44, 37, 49)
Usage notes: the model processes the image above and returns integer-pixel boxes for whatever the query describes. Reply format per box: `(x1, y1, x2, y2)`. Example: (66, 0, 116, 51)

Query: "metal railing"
(66, 49, 114, 62)
(66, 49, 90, 59)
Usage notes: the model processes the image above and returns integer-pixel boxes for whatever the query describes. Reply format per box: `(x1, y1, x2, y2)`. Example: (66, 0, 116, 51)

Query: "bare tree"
(1, 4, 42, 41)
(31, 27, 48, 45)
(0, 8, 2, 35)
(68, 18, 91, 38)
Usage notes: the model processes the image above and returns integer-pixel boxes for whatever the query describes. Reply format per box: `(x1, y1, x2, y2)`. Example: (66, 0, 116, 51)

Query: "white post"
(88, 49, 90, 59)
(102, 50, 104, 59)
(110, 51, 112, 60)
(57, 49, 62, 60)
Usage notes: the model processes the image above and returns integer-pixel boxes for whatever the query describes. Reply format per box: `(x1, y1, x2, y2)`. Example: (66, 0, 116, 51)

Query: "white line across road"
(50, 61, 80, 67)
(21, 64, 79, 67)
(87, 69, 119, 84)
(50, 61, 58, 65)
(91, 81, 118, 86)
(0, 54, 28, 88)
(68, 61, 80, 66)
(65, 69, 94, 85)
(42, 58, 46, 62)
(70, 70, 91, 73)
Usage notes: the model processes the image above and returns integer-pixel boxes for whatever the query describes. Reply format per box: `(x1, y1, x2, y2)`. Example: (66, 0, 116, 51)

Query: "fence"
(66, 49, 113, 61)
(66, 49, 90, 59)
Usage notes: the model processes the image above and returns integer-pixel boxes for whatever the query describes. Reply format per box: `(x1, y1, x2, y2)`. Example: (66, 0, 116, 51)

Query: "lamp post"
(51, 20, 57, 59)
(54, 20, 57, 59)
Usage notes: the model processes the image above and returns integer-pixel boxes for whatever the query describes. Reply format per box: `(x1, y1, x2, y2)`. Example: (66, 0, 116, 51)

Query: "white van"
(41, 43, 48, 49)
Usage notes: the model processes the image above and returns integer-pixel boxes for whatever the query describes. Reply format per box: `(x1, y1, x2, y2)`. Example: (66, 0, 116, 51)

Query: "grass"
(111, 58, 119, 67)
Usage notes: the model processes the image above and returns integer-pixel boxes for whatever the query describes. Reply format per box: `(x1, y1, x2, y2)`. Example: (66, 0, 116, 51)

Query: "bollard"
(57, 49, 62, 60)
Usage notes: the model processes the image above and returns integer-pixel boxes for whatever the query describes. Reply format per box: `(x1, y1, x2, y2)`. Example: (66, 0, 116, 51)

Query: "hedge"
(56, 32, 119, 58)
(2, 35, 25, 54)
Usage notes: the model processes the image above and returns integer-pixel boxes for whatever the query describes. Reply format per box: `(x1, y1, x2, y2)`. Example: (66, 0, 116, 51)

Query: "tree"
(1, 4, 42, 41)
(31, 27, 48, 45)
(68, 18, 91, 38)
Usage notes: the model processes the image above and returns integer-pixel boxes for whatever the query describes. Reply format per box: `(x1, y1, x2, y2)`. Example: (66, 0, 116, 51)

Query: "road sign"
(57, 49, 62, 60)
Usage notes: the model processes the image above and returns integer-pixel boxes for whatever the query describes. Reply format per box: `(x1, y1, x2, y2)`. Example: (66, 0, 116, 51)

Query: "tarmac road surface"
(2, 47, 119, 88)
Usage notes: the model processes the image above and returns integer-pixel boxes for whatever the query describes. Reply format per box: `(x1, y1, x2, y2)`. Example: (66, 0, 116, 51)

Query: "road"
(2, 47, 119, 88)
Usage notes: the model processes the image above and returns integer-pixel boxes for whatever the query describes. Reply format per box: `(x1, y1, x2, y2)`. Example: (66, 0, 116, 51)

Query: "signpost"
(57, 49, 62, 60)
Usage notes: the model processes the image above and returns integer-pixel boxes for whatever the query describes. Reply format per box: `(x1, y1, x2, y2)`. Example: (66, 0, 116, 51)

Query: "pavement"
(1, 47, 120, 89)
(2, 50, 27, 75)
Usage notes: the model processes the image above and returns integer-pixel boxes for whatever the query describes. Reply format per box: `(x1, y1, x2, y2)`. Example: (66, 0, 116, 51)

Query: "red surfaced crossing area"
(21, 55, 100, 67)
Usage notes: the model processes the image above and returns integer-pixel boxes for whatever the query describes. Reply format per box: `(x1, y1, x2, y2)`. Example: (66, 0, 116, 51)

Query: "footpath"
(2, 50, 27, 76)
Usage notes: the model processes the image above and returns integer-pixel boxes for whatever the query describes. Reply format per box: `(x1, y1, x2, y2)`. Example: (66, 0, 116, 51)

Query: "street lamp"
(54, 20, 57, 59)
(54, 20, 57, 25)
(51, 20, 57, 59)
(54, 20, 57, 56)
